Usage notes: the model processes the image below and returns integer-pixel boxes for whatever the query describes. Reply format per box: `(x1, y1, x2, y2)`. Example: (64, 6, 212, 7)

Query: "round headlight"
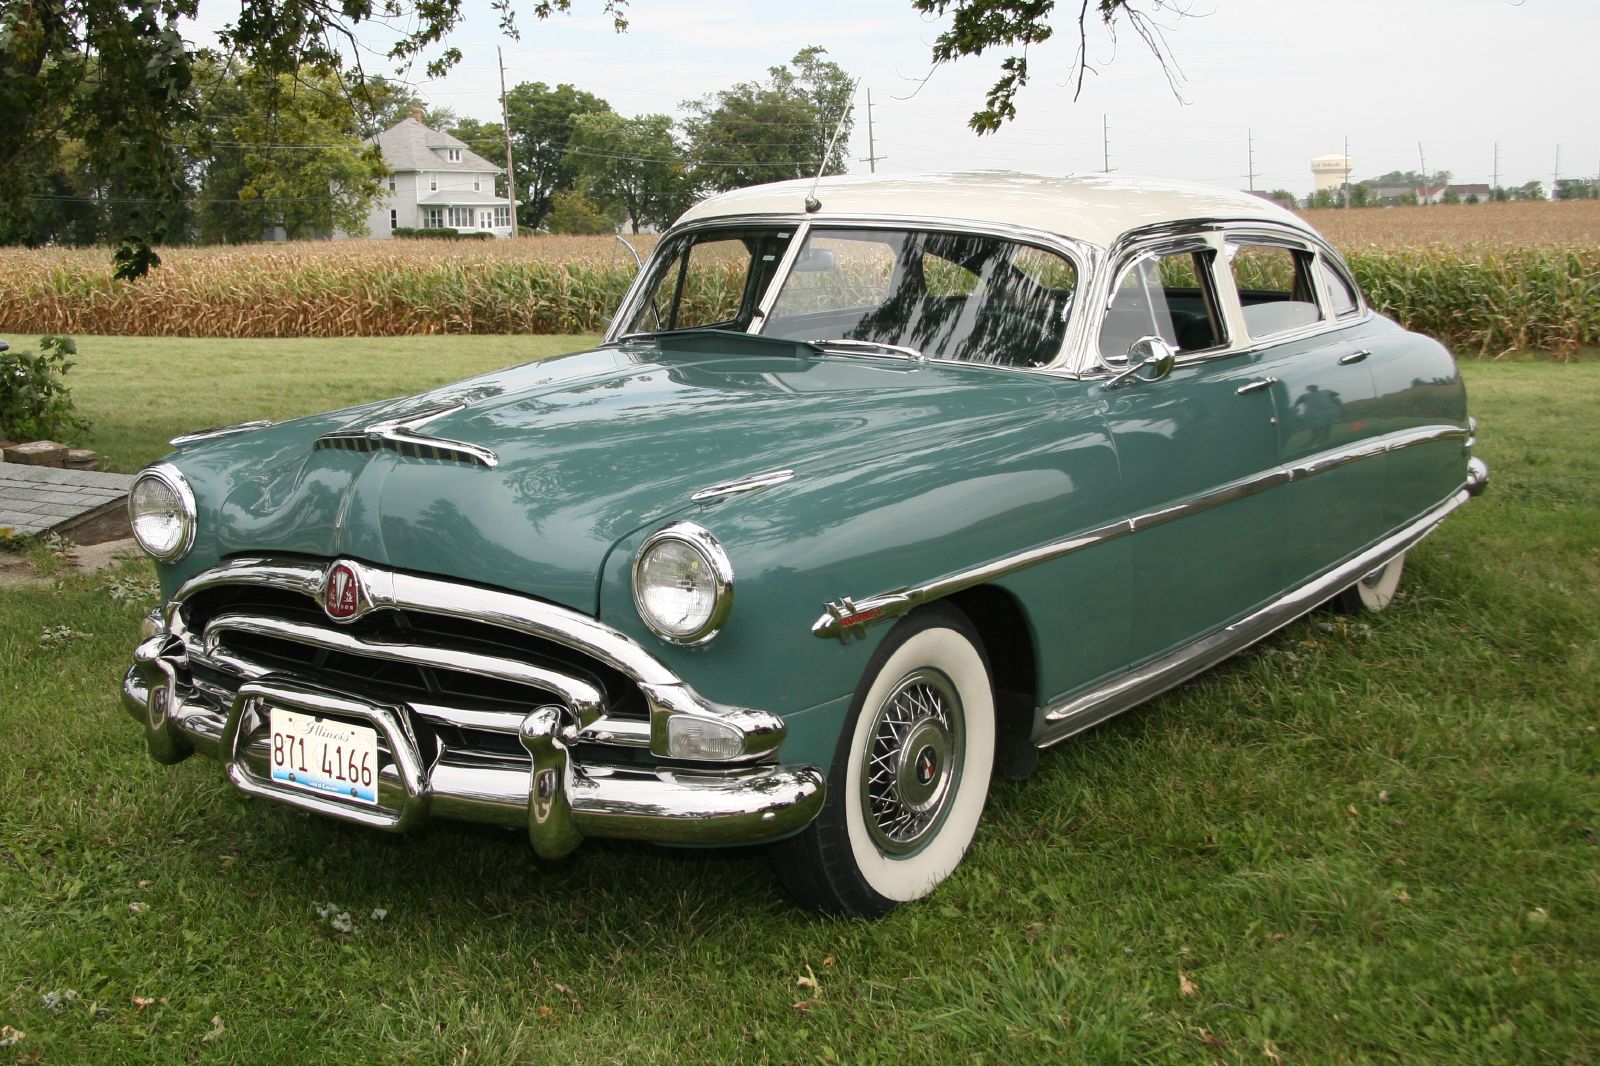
(631, 522, 734, 645)
(128, 464, 196, 562)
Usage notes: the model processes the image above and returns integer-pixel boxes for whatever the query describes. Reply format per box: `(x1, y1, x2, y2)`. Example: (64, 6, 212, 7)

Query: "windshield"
(620, 225, 1078, 368)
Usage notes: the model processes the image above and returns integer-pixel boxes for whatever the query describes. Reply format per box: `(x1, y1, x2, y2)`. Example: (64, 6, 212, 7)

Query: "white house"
(360, 109, 515, 239)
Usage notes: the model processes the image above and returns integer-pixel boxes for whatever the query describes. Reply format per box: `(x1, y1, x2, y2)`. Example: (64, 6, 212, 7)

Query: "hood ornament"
(313, 404, 499, 468)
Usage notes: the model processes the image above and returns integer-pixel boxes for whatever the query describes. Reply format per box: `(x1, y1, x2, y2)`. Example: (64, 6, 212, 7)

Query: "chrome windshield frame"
(605, 213, 1102, 376)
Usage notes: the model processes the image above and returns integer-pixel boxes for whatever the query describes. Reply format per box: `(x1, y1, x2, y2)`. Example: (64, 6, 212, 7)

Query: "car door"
(1098, 239, 1287, 663)
(1221, 238, 1385, 583)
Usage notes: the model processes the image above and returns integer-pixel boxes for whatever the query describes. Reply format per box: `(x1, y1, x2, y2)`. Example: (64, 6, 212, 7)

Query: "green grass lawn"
(1, 333, 601, 474)
(1, 353, 1597, 1063)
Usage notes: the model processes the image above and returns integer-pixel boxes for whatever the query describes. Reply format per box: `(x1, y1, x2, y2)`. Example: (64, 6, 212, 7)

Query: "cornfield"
(1, 202, 1597, 358)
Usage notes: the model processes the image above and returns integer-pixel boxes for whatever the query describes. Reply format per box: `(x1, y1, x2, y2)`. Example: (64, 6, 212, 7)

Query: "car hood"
(192, 333, 1051, 614)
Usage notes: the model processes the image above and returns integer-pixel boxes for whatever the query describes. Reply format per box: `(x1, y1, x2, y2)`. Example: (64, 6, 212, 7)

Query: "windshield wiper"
(814, 338, 927, 364)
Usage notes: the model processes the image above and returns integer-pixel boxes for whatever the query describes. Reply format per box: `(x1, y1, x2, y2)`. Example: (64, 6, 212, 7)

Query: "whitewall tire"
(772, 605, 995, 916)
(1336, 552, 1406, 613)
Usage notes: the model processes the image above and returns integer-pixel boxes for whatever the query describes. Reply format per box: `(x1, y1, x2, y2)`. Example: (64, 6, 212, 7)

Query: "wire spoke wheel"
(860, 669, 965, 856)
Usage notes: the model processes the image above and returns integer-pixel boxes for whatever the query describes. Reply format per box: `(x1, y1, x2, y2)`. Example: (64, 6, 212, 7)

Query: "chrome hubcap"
(861, 668, 964, 855)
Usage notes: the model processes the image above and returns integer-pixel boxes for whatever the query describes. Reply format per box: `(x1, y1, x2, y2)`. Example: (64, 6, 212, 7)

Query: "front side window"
(1099, 248, 1225, 361)
(423, 207, 444, 228)
(763, 228, 1078, 367)
(449, 206, 474, 228)
(494, 206, 511, 228)
(621, 228, 792, 336)
(1229, 242, 1323, 337)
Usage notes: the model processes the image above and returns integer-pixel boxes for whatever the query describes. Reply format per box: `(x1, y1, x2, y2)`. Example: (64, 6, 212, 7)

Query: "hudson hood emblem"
(323, 562, 365, 622)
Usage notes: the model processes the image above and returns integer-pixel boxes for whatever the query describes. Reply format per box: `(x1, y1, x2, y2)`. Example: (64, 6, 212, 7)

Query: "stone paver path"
(0, 462, 134, 538)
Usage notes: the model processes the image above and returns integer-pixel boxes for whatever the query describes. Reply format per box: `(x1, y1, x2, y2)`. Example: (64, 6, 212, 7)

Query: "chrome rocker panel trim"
(1036, 477, 1478, 748)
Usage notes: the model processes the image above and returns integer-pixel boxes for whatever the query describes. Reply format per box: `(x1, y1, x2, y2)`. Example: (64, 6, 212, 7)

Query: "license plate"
(268, 707, 379, 805)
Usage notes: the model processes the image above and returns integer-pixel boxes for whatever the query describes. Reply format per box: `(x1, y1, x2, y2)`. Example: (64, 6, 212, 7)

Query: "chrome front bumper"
(123, 561, 827, 856)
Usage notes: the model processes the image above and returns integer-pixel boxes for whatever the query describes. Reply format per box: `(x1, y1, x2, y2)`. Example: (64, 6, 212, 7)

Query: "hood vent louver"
(313, 404, 499, 468)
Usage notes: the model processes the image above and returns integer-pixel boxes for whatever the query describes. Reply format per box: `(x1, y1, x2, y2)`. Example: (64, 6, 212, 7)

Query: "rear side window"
(1099, 248, 1225, 361)
(1228, 243, 1322, 337)
(1318, 258, 1360, 317)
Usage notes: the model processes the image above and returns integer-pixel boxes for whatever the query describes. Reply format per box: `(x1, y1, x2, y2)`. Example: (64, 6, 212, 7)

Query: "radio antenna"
(804, 79, 861, 214)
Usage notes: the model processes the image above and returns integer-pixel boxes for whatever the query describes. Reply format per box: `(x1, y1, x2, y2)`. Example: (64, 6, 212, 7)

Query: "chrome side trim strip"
(811, 425, 1470, 641)
(314, 405, 499, 469)
(691, 468, 797, 502)
(201, 610, 607, 724)
(172, 557, 785, 763)
(1036, 484, 1473, 746)
(170, 420, 274, 447)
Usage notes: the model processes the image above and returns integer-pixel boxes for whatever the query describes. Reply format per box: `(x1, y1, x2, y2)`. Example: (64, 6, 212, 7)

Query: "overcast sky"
(196, 0, 1596, 195)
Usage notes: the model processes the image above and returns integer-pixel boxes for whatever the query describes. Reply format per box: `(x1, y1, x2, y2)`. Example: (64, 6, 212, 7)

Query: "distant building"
(1366, 182, 1446, 206)
(1447, 183, 1493, 202)
(356, 110, 514, 239)
(1311, 154, 1353, 193)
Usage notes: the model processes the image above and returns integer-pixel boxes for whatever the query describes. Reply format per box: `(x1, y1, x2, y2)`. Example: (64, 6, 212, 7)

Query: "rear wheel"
(1335, 552, 1406, 613)
(772, 605, 995, 916)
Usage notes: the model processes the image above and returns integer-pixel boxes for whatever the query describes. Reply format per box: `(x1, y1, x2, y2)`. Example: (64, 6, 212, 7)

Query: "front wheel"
(772, 605, 995, 917)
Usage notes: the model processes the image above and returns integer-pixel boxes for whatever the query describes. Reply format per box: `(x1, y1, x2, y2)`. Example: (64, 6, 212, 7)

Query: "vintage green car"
(123, 174, 1488, 916)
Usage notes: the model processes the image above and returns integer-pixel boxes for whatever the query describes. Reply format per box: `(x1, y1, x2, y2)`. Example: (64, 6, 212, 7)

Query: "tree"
(682, 47, 855, 194)
(909, 1, 1189, 132)
(1, 0, 627, 274)
(545, 189, 620, 234)
(1514, 180, 1546, 201)
(568, 112, 692, 233)
(501, 82, 612, 230)
(352, 76, 457, 139)
(193, 63, 385, 242)
(1555, 178, 1597, 201)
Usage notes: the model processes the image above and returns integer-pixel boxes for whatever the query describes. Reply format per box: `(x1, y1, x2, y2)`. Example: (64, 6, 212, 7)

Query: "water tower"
(1312, 154, 1353, 193)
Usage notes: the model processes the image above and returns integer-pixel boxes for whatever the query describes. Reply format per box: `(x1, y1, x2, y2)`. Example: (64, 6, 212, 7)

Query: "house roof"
(369, 115, 503, 174)
(417, 191, 510, 206)
(676, 172, 1313, 249)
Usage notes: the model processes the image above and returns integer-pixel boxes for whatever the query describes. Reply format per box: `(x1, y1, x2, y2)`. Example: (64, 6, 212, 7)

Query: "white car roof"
(675, 171, 1313, 250)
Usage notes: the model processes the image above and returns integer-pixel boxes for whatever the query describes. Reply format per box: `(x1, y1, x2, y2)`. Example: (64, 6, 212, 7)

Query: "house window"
(389, 209, 397, 231)
(423, 207, 444, 228)
(387, 175, 396, 192)
(429, 174, 438, 192)
(494, 206, 511, 229)
(448, 148, 461, 162)
(450, 206, 473, 227)
(474, 175, 481, 192)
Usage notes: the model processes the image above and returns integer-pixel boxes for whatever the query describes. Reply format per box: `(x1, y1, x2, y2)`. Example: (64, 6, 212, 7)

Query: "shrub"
(0, 335, 90, 443)
(391, 227, 494, 241)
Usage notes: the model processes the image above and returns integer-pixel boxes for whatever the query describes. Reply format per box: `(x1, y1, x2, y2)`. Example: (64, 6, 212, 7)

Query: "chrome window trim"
(1078, 218, 1373, 378)
(631, 520, 736, 646)
(811, 424, 1470, 642)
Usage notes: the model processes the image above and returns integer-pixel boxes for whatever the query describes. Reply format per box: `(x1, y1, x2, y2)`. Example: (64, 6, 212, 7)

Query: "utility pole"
(1344, 133, 1351, 209)
(497, 47, 519, 237)
(1417, 142, 1428, 205)
(1552, 144, 1561, 199)
(1246, 128, 1255, 192)
(1492, 141, 1500, 200)
(857, 88, 886, 173)
(1102, 114, 1111, 173)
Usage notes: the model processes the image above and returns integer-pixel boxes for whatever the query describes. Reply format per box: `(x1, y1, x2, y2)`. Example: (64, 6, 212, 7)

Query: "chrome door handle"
(1236, 376, 1277, 396)
(1338, 349, 1372, 365)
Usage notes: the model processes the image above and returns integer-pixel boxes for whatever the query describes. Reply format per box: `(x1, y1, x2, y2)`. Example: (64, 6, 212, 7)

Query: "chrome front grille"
(176, 581, 651, 752)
